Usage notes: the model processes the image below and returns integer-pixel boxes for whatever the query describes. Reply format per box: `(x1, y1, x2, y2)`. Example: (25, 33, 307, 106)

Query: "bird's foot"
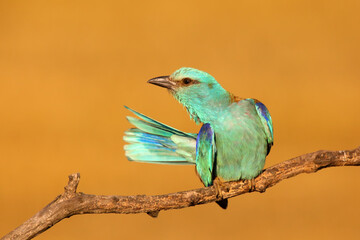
(248, 178, 256, 192)
(213, 177, 228, 209)
(213, 177, 224, 199)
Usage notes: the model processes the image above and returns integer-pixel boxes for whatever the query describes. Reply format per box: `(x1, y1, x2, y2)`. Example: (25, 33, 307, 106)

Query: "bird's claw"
(213, 177, 224, 199)
(248, 178, 256, 192)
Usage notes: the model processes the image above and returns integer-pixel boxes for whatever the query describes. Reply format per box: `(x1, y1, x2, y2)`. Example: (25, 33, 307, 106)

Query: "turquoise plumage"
(124, 106, 197, 164)
(124, 67, 273, 208)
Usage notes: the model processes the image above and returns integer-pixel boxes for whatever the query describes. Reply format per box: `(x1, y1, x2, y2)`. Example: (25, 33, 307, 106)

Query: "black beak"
(147, 76, 175, 90)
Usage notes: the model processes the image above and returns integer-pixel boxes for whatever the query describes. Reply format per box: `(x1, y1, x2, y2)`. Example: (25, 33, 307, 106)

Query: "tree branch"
(2, 147, 360, 240)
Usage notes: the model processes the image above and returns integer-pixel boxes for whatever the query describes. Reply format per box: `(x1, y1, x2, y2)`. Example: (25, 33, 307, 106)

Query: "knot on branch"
(63, 173, 80, 199)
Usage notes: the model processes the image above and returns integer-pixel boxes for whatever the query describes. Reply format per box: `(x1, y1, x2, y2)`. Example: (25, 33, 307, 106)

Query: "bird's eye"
(182, 78, 192, 85)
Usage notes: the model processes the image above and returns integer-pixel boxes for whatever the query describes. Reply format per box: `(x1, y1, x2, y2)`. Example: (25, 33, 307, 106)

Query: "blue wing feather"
(195, 123, 216, 187)
(253, 100, 274, 153)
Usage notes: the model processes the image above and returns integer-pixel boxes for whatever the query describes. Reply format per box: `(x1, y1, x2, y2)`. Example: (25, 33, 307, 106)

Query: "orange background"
(0, 1, 359, 239)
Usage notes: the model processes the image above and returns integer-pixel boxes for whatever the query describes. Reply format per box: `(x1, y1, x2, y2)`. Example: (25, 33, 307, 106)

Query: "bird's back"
(213, 99, 269, 180)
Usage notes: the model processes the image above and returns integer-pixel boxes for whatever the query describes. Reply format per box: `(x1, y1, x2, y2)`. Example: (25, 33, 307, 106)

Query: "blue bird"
(124, 67, 273, 208)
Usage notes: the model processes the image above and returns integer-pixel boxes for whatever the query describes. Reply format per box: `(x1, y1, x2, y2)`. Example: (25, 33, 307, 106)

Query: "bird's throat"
(175, 90, 232, 124)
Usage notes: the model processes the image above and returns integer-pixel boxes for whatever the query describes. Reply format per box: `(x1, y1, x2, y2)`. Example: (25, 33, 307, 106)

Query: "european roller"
(124, 67, 273, 208)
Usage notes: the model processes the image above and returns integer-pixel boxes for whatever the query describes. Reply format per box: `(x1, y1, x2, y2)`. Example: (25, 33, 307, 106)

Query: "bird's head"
(148, 67, 230, 123)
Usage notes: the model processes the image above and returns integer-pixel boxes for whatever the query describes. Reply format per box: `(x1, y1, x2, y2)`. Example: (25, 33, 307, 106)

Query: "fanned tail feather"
(124, 106, 197, 165)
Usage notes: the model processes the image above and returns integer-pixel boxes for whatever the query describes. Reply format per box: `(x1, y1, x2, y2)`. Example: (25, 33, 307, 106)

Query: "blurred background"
(0, 0, 359, 239)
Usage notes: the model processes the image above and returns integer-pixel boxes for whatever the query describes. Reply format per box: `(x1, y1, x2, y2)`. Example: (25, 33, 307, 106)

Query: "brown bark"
(2, 146, 359, 240)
